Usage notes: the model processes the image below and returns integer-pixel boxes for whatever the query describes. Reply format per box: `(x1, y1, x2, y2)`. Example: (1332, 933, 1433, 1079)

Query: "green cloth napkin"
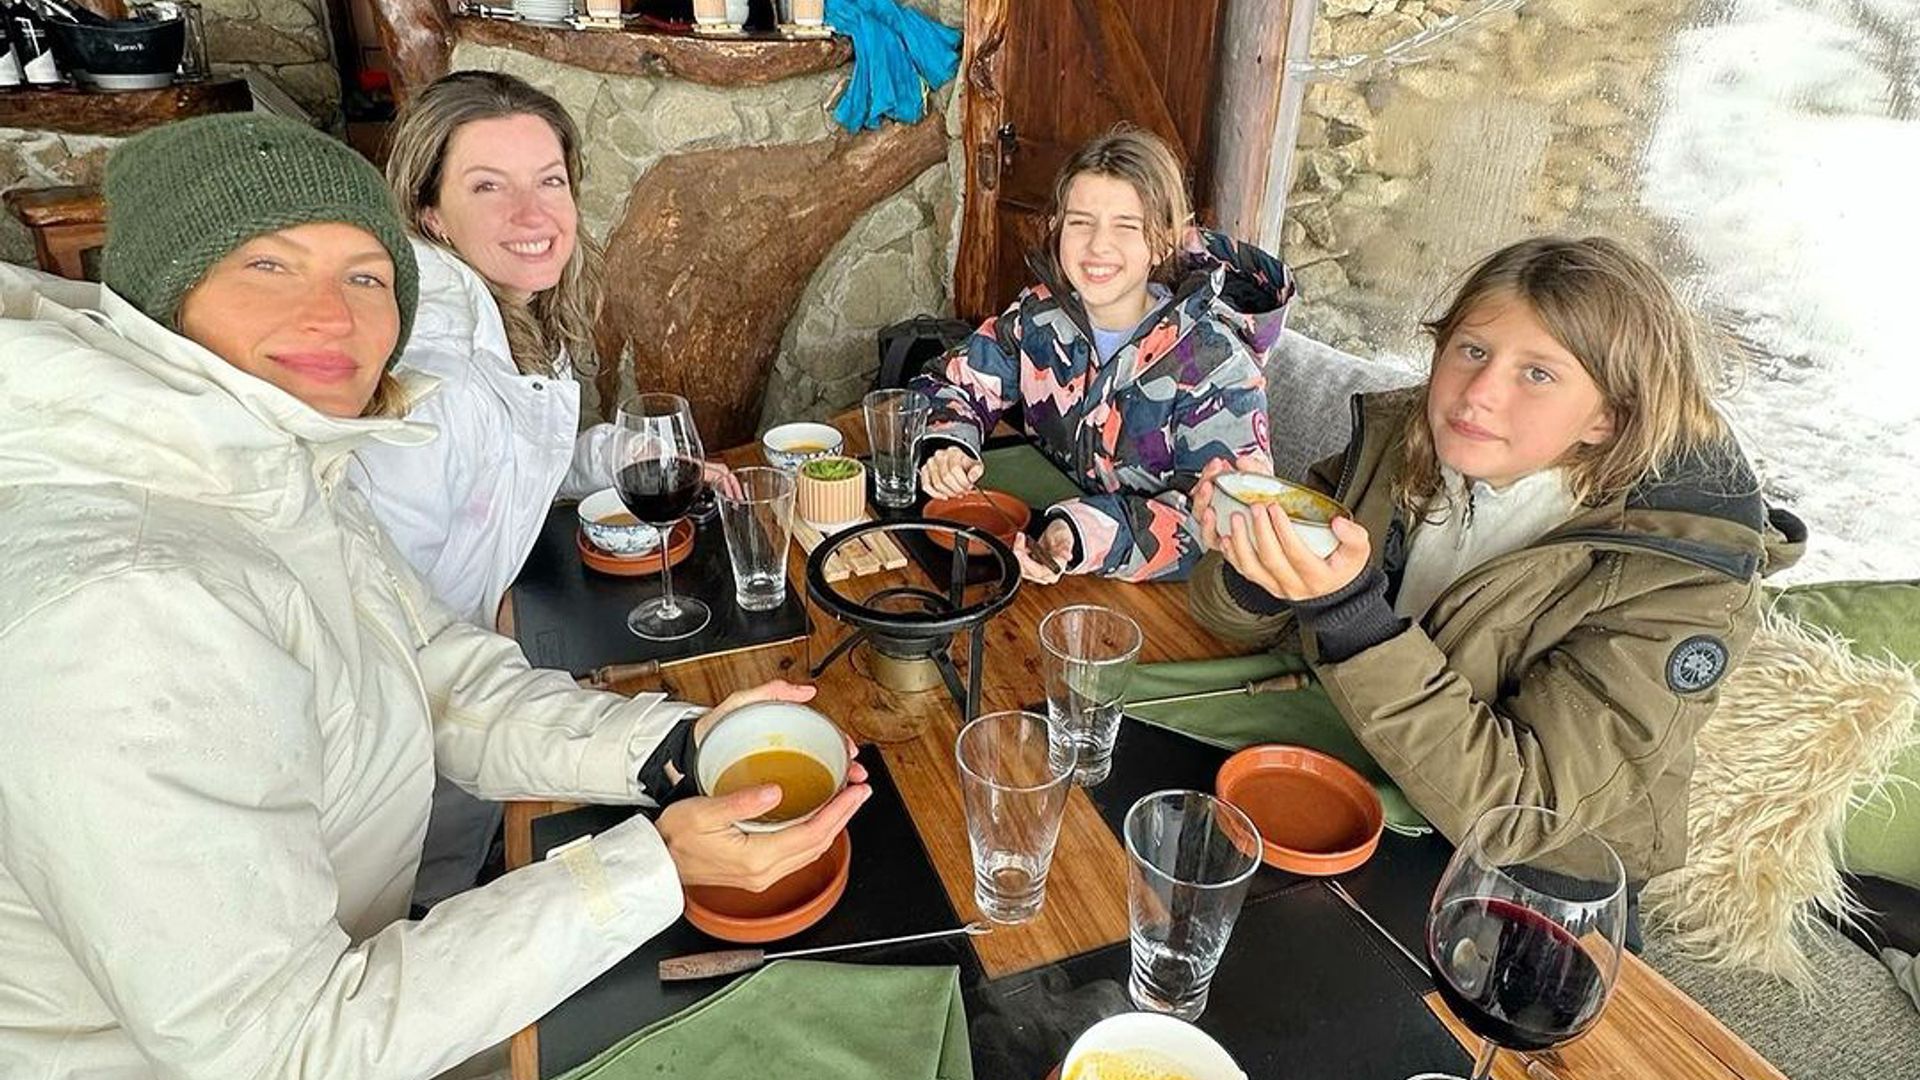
(979, 443, 1086, 511)
(555, 961, 973, 1080)
(1125, 652, 1431, 835)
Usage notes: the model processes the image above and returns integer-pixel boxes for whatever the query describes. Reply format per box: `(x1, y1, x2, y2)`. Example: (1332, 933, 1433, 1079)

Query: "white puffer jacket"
(352, 239, 618, 626)
(0, 264, 687, 1080)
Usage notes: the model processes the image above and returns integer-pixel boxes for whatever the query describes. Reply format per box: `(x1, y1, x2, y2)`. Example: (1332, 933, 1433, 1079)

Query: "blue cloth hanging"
(824, 0, 962, 132)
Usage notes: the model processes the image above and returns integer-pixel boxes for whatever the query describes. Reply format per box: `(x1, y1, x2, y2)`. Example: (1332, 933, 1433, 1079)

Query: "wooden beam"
(953, 0, 1009, 324)
(453, 18, 853, 87)
(1209, 0, 1295, 243)
(591, 115, 949, 450)
(367, 0, 454, 104)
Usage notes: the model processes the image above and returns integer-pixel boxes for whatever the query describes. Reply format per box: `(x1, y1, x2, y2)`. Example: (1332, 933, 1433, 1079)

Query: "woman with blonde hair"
(1189, 235, 1805, 889)
(0, 113, 866, 1080)
(356, 70, 650, 906)
(357, 68, 612, 631)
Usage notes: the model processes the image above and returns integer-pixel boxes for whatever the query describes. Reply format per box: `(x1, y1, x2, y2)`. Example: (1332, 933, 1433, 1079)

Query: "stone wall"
(451, 39, 961, 432)
(205, 0, 341, 126)
(1283, 0, 1692, 359)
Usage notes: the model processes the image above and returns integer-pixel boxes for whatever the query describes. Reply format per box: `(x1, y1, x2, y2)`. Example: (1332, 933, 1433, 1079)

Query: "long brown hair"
(1397, 236, 1730, 517)
(384, 70, 605, 379)
(1044, 125, 1192, 285)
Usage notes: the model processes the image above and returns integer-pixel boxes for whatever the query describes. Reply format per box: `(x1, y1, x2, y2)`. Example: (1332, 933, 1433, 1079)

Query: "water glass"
(863, 388, 930, 509)
(1124, 790, 1262, 1020)
(717, 466, 795, 612)
(1041, 604, 1143, 785)
(956, 710, 1074, 924)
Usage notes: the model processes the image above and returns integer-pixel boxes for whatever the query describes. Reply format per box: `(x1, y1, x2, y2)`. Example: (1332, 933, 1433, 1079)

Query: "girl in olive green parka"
(1189, 237, 1804, 884)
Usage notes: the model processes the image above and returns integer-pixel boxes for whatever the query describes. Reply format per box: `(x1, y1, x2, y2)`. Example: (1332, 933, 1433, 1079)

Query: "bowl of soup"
(1208, 473, 1346, 559)
(762, 422, 846, 472)
(695, 701, 850, 834)
(576, 487, 662, 556)
(1060, 1013, 1245, 1080)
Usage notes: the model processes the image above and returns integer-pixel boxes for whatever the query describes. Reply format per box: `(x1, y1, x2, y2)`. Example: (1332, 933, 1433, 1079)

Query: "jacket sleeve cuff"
(1289, 566, 1405, 664)
(1222, 563, 1290, 616)
(635, 712, 700, 805)
(918, 428, 983, 463)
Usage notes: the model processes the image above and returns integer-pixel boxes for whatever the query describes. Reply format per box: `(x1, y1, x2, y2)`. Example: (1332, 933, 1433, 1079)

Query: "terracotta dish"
(1215, 745, 1384, 876)
(576, 518, 695, 577)
(923, 489, 1031, 554)
(683, 830, 852, 943)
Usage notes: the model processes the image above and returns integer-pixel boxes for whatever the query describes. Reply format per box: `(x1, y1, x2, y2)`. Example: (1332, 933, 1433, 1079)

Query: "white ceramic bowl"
(1209, 473, 1343, 559)
(577, 488, 662, 556)
(1061, 1013, 1246, 1080)
(695, 701, 851, 834)
(762, 422, 846, 472)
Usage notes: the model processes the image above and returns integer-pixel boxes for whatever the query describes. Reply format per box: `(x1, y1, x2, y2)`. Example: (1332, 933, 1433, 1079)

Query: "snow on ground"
(1642, 0, 1920, 582)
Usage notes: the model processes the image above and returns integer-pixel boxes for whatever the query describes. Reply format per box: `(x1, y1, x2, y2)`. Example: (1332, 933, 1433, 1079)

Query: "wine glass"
(613, 393, 710, 641)
(1418, 804, 1626, 1080)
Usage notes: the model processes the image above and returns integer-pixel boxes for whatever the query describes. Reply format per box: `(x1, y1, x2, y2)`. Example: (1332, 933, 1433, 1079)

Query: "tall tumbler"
(862, 388, 930, 509)
(1124, 790, 1262, 1020)
(716, 466, 795, 612)
(956, 710, 1074, 924)
(1040, 604, 1142, 786)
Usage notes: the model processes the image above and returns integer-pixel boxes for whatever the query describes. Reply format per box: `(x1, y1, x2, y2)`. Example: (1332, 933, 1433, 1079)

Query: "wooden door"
(955, 0, 1228, 323)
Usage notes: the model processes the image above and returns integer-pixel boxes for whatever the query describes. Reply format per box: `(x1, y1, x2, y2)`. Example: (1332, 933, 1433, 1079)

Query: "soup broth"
(1064, 1050, 1197, 1080)
(712, 748, 837, 822)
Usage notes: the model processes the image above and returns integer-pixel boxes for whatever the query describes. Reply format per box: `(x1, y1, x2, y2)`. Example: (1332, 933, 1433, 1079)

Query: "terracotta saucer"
(683, 830, 851, 944)
(923, 489, 1031, 554)
(576, 519, 695, 577)
(1215, 745, 1384, 876)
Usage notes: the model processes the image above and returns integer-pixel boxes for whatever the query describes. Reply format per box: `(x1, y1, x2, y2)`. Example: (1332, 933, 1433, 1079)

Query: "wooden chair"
(5, 185, 107, 281)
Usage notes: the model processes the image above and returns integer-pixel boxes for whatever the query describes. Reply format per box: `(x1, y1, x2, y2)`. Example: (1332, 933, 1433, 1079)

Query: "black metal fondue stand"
(805, 520, 1020, 720)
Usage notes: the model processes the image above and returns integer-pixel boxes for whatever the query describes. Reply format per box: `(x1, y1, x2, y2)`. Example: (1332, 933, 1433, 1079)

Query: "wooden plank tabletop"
(1424, 949, 1789, 1080)
(505, 412, 1785, 1080)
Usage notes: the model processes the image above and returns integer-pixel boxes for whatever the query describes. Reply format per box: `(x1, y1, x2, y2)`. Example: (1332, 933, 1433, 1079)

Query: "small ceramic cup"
(577, 488, 662, 556)
(1060, 1012, 1246, 1080)
(695, 701, 851, 834)
(795, 455, 868, 527)
(1208, 473, 1346, 559)
(761, 421, 845, 472)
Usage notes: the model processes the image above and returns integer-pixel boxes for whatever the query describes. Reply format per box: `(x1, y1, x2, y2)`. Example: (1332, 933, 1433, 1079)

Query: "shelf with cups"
(0, 76, 249, 137)
(451, 14, 849, 87)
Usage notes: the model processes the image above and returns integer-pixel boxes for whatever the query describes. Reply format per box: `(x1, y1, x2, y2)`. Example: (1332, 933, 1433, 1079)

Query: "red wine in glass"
(616, 458, 703, 525)
(1428, 897, 1608, 1053)
(1411, 804, 1625, 1080)
(613, 394, 710, 641)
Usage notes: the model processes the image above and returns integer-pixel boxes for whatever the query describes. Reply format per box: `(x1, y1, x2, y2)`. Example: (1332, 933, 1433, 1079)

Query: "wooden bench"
(5, 185, 106, 281)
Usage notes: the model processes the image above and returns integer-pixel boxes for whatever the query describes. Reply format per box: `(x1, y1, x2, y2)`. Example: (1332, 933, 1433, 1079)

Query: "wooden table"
(504, 414, 1784, 1080)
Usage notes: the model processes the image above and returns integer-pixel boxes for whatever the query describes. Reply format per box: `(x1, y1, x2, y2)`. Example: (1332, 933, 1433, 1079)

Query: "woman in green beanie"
(0, 113, 868, 1079)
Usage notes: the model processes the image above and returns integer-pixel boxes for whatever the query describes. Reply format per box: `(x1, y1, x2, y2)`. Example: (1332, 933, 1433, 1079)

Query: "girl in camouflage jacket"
(914, 128, 1294, 583)
(1189, 236, 1804, 882)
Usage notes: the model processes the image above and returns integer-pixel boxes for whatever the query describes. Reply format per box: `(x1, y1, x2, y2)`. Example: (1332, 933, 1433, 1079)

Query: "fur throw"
(1643, 609, 1920, 986)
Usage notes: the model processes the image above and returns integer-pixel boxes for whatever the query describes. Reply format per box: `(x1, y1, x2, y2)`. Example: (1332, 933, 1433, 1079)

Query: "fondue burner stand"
(805, 519, 1021, 720)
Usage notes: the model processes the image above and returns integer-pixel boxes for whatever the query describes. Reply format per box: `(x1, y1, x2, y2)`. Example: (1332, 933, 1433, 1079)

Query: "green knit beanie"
(100, 113, 417, 362)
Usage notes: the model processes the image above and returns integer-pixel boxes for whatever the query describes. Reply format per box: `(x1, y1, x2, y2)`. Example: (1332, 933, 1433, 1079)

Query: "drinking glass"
(1417, 805, 1626, 1080)
(1123, 790, 1262, 1020)
(1040, 604, 1143, 785)
(717, 466, 795, 612)
(612, 394, 710, 641)
(955, 710, 1074, 925)
(863, 388, 930, 509)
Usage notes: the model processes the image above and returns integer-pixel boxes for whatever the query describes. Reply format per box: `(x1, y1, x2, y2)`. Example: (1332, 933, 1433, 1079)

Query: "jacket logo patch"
(1667, 635, 1729, 694)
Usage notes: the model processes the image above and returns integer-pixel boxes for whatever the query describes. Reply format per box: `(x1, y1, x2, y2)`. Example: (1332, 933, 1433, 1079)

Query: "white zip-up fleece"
(0, 264, 690, 1080)
(352, 239, 618, 627)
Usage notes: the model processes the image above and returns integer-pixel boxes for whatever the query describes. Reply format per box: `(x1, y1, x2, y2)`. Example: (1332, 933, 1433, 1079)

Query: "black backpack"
(873, 315, 973, 392)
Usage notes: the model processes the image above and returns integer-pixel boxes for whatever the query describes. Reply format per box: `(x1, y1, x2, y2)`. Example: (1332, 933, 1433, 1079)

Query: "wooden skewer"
(1126, 672, 1312, 711)
(657, 922, 991, 981)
